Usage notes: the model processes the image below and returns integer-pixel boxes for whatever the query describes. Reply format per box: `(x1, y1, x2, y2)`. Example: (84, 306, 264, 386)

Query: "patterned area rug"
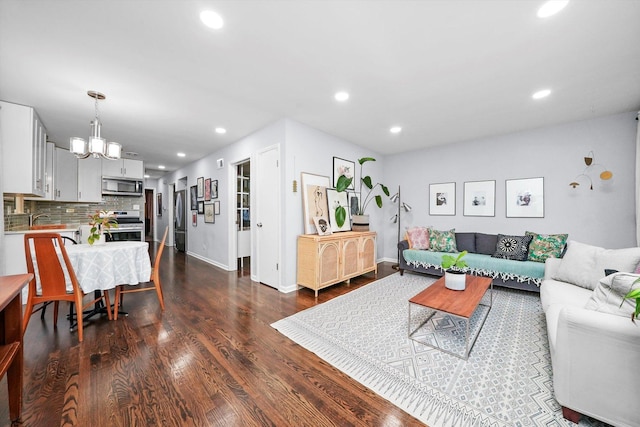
(272, 273, 608, 427)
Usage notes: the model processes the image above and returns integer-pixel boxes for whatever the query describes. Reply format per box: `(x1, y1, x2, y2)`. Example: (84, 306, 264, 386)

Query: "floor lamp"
(390, 186, 412, 270)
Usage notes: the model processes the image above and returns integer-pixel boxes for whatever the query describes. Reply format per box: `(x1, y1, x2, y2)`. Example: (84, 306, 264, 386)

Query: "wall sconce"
(569, 151, 612, 190)
(390, 186, 412, 270)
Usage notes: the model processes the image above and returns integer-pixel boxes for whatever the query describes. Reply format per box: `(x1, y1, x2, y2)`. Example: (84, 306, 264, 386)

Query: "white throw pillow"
(585, 272, 640, 318)
(553, 240, 640, 290)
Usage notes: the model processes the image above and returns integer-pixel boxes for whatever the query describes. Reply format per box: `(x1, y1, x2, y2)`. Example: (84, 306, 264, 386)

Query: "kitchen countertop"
(4, 226, 80, 235)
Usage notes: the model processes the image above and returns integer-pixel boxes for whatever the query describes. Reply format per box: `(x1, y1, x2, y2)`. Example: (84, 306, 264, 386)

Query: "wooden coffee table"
(408, 275, 492, 359)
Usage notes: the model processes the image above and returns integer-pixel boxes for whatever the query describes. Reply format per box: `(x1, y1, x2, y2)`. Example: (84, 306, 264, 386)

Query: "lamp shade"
(70, 137, 87, 156)
(106, 142, 122, 159)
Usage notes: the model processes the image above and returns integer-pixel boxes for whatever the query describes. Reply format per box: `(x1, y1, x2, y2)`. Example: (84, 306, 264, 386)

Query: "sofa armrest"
(552, 305, 640, 426)
(398, 240, 409, 251)
(544, 257, 562, 281)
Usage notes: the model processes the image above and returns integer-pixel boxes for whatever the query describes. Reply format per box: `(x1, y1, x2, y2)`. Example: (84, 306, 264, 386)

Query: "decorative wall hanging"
(429, 182, 455, 216)
(569, 150, 613, 190)
(506, 177, 544, 218)
(190, 186, 198, 210)
(214, 200, 220, 215)
(204, 203, 215, 223)
(463, 180, 495, 217)
(333, 157, 355, 189)
(157, 193, 163, 217)
(204, 178, 211, 201)
(197, 201, 204, 215)
(197, 177, 204, 198)
(211, 179, 219, 199)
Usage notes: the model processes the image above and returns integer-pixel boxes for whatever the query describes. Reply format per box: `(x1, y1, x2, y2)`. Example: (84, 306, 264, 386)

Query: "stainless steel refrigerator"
(174, 189, 186, 252)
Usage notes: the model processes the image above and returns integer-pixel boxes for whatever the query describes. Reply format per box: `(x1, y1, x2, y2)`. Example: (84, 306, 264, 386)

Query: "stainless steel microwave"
(101, 177, 143, 196)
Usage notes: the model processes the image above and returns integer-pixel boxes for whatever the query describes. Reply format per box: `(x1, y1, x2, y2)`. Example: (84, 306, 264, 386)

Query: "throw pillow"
(492, 234, 533, 261)
(585, 272, 640, 318)
(475, 233, 498, 255)
(428, 228, 458, 253)
(405, 226, 430, 250)
(553, 240, 640, 290)
(525, 231, 568, 263)
(455, 232, 476, 253)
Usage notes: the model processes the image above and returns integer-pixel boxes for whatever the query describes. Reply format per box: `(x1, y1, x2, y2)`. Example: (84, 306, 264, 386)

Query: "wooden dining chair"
(23, 232, 112, 342)
(113, 227, 168, 320)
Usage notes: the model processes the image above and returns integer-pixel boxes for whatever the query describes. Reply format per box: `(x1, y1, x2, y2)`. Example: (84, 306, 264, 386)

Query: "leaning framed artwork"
(463, 180, 495, 217)
(326, 188, 351, 232)
(301, 172, 331, 234)
(429, 182, 456, 216)
(333, 157, 355, 189)
(505, 177, 544, 218)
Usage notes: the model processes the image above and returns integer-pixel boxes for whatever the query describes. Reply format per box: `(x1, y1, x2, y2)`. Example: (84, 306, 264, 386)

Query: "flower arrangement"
(87, 210, 118, 245)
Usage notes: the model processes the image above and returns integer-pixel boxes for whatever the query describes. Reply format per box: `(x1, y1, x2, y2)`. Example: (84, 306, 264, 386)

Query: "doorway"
(144, 188, 154, 240)
(174, 179, 187, 252)
(236, 160, 250, 272)
(255, 145, 280, 289)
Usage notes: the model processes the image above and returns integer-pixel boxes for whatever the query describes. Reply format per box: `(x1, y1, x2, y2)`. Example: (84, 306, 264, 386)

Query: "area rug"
(272, 273, 608, 427)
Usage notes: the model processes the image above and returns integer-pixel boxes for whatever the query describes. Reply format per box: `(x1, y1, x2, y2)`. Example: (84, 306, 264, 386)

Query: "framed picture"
(204, 203, 215, 223)
(214, 200, 220, 215)
(211, 179, 219, 199)
(301, 172, 331, 234)
(429, 182, 456, 216)
(326, 188, 351, 232)
(333, 157, 355, 189)
(190, 185, 198, 210)
(506, 177, 544, 218)
(313, 216, 332, 236)
(463, 180, 495, 217)
(197, 177, 204, 198)
(204, 178, 211, 201)
(348, 191, 360, 216)
(192, 212, 197, 227)
(198, 201, 204, 215)
(157, 193, 163, 217)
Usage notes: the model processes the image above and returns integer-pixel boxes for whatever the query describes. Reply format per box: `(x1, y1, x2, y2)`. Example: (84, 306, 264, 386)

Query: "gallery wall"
(380, 111, 638, 261)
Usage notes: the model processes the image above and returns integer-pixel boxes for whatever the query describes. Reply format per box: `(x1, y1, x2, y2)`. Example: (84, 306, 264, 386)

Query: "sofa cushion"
(585, 272, 640, 318)
(428, 228, 457, 253)
(405, 226, 430, 250)
(525, 231, 568, 263)
(475, 233, 498, 255)
(492, 234, 533, 261)
(455, 232, 476, 253)
(553, 240, 640, 290)
(540, 278, 593, 312)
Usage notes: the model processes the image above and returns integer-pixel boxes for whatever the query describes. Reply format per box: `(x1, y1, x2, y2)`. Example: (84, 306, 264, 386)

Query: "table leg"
(5, 293, 23, 421)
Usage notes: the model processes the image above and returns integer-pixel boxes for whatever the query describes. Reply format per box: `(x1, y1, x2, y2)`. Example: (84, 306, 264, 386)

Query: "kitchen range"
(79, 210, 145, 242)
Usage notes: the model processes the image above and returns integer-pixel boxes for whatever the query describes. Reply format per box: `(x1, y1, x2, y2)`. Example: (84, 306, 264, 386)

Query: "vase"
(444, 271, 466, 291)
(93, 233, 106, 246)
(352, 214, 370, 231)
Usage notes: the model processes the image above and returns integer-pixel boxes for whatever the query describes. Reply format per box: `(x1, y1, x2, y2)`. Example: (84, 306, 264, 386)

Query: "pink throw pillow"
(405, 227, 430, 250)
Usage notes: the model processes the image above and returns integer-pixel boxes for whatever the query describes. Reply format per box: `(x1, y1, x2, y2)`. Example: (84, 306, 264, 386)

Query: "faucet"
(29, 213, 50, 227)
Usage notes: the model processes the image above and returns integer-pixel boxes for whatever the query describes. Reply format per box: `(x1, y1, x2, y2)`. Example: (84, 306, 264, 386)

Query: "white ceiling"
(1, 1, 639, 179)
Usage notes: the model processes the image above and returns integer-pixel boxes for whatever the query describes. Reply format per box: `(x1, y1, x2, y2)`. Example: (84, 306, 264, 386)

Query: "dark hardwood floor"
(0, 242, 424, 426)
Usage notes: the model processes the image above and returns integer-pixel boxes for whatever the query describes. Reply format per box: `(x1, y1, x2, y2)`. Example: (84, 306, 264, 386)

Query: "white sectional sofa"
(540, 241, 640, 426)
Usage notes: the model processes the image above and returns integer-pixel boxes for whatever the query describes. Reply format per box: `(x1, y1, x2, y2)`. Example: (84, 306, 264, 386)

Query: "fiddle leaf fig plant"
(441, 251, 468, 271)
(87, 210, 118, 245)
(334, 157, 389, 228)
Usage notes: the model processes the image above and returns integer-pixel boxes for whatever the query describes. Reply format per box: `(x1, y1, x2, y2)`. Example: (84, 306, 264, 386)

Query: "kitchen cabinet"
(0, 101, 47, 197)
(102, 158, 144, 179)
(77, 156, 102, 202)
(54, 148, 78, 201)
(43, 142, 55, 200)
(297, 231, 377, 297)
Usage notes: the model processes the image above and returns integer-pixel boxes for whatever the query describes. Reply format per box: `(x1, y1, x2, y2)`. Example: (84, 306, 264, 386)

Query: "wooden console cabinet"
(297, 231, 377, 297)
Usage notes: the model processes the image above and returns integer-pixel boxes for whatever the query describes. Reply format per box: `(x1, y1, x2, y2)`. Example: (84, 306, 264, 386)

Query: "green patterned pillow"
(526, 231, 568, 263)
(428, 228, 458, 253)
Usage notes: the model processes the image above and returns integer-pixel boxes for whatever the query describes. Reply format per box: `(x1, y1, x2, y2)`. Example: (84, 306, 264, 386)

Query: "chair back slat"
(24, 233, 81, 299)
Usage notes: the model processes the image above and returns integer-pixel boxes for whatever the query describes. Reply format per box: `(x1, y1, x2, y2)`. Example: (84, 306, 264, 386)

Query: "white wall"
(381, 111, 638, 261)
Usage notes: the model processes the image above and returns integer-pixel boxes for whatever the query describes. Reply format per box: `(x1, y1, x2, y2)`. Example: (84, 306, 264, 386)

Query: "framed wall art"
(211, 179, 219, 199)
(463, 180, 495, 217)
(301, 172, 331, 234)
(157, 193, 163, 217)
(204, 178, 211, 201)
(198, 201, 204, 215)
(506, 177, 544, 218)
(429, 182, 456, 216)
(313, 216, 332, 236)
(192, 212, 197, 227)
(326, 188, 351, 232)
(204, 203, 215, 223)
(190, 185, 198, 210)
(197, 177, 204, 198)
(333, 157, 355, 189)
(214, 200, 220, 215)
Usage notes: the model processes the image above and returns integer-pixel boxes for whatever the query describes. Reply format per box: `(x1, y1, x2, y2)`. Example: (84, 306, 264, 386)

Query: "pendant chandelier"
(70, 90, 122, 160)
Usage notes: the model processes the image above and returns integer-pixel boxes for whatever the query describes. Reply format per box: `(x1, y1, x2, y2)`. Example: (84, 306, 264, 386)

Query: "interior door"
(174, 189, 186, 252)
(256, 145, 280, 288)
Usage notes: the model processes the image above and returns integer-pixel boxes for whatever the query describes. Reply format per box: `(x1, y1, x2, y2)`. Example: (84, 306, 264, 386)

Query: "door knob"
(257, 223, 263, 227)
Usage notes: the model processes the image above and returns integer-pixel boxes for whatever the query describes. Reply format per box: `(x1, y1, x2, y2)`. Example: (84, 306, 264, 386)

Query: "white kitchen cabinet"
(54, 147, 78, 201)
(102, 158, 144, 179)
(43, 142, 55, 200)
(77, 156, 102, 202)
(0, 100, 47, 196)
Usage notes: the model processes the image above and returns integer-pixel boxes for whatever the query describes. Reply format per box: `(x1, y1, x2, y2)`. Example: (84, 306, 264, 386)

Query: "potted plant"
(441, 250, 468, 290)
(621, 278, 640, 323)
(335, 157, 389, 230)
(87, 210, 118, 245)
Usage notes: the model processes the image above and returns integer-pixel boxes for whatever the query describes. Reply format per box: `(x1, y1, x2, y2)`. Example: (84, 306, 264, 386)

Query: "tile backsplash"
(4, 196, 145, 231)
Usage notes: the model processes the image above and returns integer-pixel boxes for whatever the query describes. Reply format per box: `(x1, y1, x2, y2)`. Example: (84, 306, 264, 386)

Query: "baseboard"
(379, 257, 398, 263)
(186, 251, 229, 271)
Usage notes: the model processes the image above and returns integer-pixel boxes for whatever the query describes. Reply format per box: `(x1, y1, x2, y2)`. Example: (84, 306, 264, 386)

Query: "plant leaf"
(359, 157, 375, 165)
(362, 176, 373, 189)
(335, 206, 346, 228)
(381, 184, 390, 196)
(375, 195, 382, 208)
(336, 175, 353, 192)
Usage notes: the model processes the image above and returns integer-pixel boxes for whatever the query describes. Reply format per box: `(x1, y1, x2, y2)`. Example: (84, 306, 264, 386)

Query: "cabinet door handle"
(257, 223, 263, 227)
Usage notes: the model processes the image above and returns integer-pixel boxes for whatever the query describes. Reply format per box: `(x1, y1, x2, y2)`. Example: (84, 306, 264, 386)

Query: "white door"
(256, 145, 280, 288)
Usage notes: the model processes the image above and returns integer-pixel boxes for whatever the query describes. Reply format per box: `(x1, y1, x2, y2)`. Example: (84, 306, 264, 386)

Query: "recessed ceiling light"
(334, 91, 349, 102)
(158, 165, 166, 169)
(200, 10, 224, 29)
(532, 89, 552, 99)
(537, 1, 569, 18)
(177, 152, 186, 157)
(215, 127, 227, 134)
(390, 126, 402, 134)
